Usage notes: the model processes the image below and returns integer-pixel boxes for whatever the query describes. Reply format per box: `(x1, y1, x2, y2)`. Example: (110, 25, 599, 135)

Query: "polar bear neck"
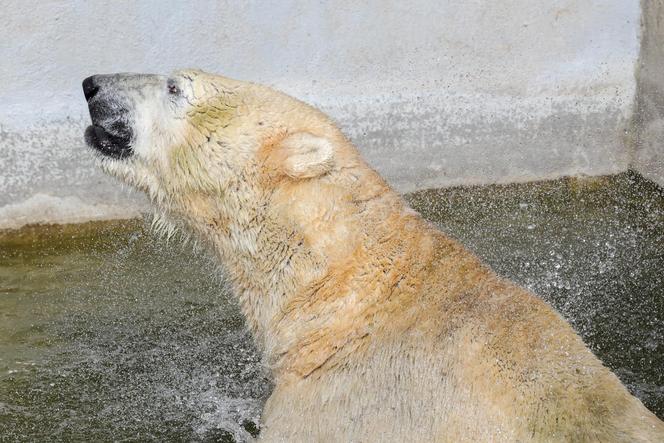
(171, 176, 330, 354)
(173, 162, 433, 378)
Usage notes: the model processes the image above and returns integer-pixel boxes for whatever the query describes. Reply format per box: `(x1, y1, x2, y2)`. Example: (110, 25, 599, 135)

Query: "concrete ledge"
(0, 193, 143, 230)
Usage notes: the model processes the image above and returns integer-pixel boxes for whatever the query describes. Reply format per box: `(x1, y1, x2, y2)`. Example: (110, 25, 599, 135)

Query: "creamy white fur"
(91, 70, 664, 442)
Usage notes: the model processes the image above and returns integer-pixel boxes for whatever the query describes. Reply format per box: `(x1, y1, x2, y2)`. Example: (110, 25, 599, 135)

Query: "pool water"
(0, 222, 267, 442)
(1, 171, 662, 441)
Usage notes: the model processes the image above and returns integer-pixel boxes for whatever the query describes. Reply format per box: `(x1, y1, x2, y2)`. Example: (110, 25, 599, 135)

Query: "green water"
(1, 171, 663, 442)
(0, 222, 267, 442)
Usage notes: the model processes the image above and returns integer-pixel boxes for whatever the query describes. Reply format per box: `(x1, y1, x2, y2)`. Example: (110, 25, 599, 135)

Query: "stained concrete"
(0, 1, 643, 228)
(634, 0, 664, 187)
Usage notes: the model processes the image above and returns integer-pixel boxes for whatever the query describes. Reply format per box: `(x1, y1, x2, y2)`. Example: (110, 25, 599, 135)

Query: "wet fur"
(91, 70, 664, 442)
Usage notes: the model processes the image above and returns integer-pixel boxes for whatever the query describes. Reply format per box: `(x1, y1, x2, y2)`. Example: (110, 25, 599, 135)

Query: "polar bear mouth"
(84, 124, 133, 159)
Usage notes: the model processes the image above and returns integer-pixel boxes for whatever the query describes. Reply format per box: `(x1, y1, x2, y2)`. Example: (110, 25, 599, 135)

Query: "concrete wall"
(634, 0, 664, 187)
(0, 0, 642, 228)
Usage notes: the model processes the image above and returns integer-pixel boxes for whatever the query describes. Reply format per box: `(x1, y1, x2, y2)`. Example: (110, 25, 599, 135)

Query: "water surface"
(1, 172, 662, 441)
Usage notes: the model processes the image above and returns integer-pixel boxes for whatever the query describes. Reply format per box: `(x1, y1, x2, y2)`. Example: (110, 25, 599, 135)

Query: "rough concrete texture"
(0, 193, 142, 230)
(634, 0, 664, 187)
(0, 0, 641, 228)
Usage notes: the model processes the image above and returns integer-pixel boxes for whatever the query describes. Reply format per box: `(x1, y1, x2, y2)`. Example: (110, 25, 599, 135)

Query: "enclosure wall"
(634, 0, 664, 187)
(0, 0, 642, 228)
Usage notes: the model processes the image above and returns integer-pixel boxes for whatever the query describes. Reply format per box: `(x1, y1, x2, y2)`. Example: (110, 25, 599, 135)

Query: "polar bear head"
(82, 70, 365, 218)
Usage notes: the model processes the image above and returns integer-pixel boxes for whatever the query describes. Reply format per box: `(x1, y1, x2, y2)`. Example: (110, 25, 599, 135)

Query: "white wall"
(0, 0, 642, 228)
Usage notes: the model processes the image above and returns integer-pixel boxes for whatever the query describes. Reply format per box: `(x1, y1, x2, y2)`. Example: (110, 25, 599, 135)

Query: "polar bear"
(83, 70, 664, 442)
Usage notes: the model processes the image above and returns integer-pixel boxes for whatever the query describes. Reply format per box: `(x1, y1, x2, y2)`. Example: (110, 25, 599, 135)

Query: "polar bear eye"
(167, 80, 180, 95)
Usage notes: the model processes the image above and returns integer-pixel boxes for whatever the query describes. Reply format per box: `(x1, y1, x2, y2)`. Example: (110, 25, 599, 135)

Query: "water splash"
(1, 171, 662, 441)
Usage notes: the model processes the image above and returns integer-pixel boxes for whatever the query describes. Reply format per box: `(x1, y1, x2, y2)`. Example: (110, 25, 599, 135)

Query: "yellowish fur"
(98, 70, 664, 442)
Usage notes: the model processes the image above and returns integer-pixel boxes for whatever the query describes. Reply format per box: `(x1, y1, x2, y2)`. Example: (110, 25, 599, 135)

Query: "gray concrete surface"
(0, 1, 644, 228)
(634, 0, 664, 187)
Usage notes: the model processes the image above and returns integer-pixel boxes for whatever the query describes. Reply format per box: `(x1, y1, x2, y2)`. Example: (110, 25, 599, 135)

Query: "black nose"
(82, 76, 100, 101)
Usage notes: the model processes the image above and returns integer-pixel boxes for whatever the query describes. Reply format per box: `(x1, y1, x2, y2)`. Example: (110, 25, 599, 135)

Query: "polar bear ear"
(276, 132, 335, 179)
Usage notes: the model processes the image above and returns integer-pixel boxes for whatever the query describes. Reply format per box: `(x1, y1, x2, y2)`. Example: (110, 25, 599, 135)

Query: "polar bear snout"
(82, 74, 135, 160)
